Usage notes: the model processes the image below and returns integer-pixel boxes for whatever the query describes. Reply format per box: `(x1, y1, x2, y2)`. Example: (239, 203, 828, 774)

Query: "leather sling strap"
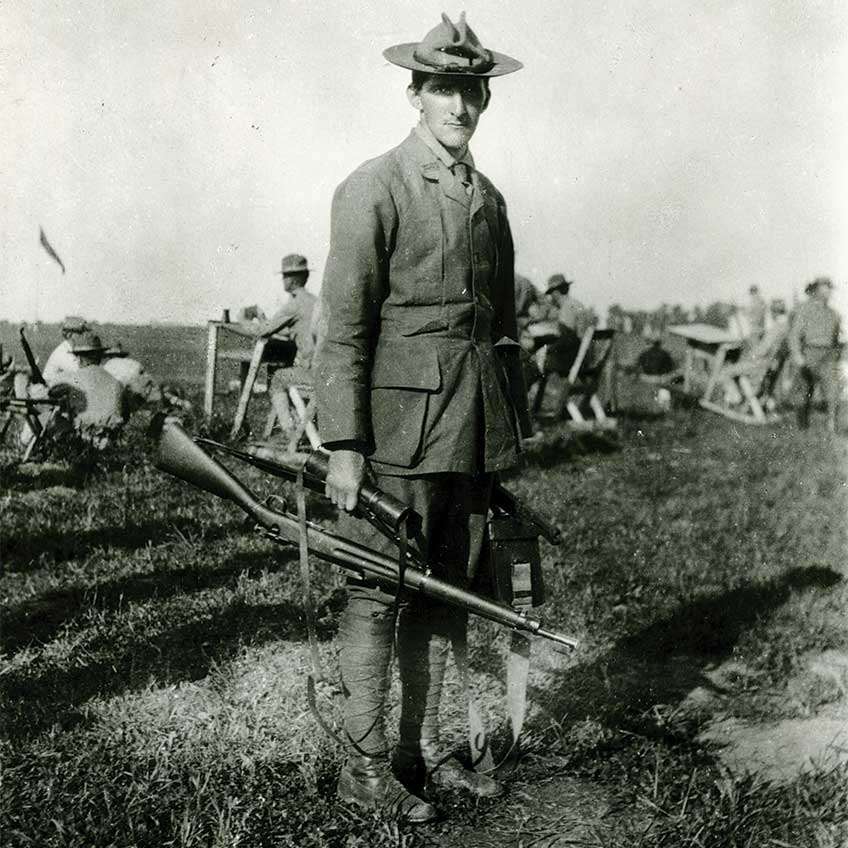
(451, 625, 532, 775)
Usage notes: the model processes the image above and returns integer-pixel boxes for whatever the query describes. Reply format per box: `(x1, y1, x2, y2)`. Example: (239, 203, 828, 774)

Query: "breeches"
(796, 348, 841, 414)
(337, 472, 492, 757)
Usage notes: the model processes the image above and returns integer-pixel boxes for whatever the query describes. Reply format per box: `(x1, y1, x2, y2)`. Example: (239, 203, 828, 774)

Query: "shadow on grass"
(2, 582, 347, 740)
(0, 461, 93, 492)
(2, 547, 301, 653)
(524, 565, 842, 739)
(2, 517, 240, 573)
(515, 431, 620, 472)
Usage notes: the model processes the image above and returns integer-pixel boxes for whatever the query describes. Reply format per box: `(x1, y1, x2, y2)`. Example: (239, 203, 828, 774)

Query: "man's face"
(408, 75, 489, 154)
(282, 271, 308, 294)
(816, 285, 832, 303)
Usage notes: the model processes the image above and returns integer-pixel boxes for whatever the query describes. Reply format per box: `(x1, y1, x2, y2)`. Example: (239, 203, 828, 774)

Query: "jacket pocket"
(370, 341, 440, 467)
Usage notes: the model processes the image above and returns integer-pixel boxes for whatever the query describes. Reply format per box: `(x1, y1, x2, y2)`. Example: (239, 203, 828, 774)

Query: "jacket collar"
(402, 128, 475, 208)
(413, 122, 475, 170)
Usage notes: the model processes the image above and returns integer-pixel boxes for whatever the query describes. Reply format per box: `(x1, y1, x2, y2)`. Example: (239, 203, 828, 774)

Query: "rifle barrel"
(158, 421, 577, 650)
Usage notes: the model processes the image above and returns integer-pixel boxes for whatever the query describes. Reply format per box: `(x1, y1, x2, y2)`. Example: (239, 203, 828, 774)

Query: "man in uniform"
(50, 333, 127, 447)
(315, 13, 530, 823)
(542, 274, 586, 376)
(239, 254, 317, 366)
(789, 277, 842, 431)
(236, 254, 318, 434)
(42, 315, 90, 384)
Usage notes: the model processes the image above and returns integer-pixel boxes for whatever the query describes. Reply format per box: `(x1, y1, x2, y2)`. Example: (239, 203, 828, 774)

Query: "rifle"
(19, 327, 45, 386)
(194, 439, 562, 546)
(155, 419, 577, 650)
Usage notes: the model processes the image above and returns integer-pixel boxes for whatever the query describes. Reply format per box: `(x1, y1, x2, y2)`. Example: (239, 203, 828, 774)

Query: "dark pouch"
(485, 514, 545, 609)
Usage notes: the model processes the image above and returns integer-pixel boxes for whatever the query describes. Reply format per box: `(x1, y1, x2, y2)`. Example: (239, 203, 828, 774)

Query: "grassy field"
(1, 320, 252, 387)
(2, 360, 847, 847)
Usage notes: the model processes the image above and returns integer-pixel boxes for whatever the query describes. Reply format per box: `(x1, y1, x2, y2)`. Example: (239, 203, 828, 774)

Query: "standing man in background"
(746, 285, 768, 341)
(789, 277, 842, 431)
(316, 12, 530, 823)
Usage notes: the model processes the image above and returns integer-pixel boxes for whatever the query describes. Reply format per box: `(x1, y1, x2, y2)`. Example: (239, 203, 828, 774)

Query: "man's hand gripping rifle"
(154, 419, 577, 650)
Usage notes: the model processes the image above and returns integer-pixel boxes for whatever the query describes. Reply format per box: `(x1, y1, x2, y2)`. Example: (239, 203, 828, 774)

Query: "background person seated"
(103, 343, 163, 410)
(42, 315, 90, 384)
(50, 334, 127, 448)
(236, 253, 317, 368)
(543, 273, 586, 375)
(637, 338, 677, 377)
(103, 343, 192, 414)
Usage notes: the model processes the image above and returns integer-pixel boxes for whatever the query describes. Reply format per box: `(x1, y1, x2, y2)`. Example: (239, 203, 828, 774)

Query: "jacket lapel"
(400, 131, 471, 208)
(439, 168, 471, 208)
(473, 171, 500, 237)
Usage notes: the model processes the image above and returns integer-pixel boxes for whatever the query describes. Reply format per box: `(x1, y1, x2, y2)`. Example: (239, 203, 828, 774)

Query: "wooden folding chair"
(0, 396, 63, 462)
(533, 328, 618, 430)
(560, 328, 618, 430)
(698, 326, 788, 425)
(261, 366, 323, 453)
(228, 335, 297, 438)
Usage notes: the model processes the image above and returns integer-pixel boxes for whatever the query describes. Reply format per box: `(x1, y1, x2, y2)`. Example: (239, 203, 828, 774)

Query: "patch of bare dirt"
(696, 651, 848, 784)
(421, 765, 616, 848)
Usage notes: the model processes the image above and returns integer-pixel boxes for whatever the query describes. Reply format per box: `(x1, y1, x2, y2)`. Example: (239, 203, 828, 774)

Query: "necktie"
(453, 162, 474, 196)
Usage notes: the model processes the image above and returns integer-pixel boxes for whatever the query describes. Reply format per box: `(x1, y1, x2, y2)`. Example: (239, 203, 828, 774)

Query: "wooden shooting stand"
(262, 366, 322, 453)
(202, 321, 296, 438)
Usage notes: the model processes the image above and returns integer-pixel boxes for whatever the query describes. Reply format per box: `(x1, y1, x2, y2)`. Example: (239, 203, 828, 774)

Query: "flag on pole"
(39, 226, 66, 274)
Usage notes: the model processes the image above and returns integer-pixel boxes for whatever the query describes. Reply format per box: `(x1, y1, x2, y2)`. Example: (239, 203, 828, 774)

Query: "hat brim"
(383, 44, 522, 77)
(275, 268, 312, 275)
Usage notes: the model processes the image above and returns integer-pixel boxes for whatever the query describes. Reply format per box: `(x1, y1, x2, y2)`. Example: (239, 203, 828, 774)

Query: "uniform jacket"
(316, 129, 531, 476)
(263, 287, 318, 367)
(43, 340, 79, 385)
(789, 299, 841, 359)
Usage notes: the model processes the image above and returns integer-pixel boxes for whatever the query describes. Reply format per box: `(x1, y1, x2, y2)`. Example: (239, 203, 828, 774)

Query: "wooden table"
(666, 323, 744, 401)
(203, 321, 294, 435)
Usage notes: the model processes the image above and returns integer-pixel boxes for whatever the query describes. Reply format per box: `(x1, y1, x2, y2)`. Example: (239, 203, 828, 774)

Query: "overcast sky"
(2, 0, 847, 324)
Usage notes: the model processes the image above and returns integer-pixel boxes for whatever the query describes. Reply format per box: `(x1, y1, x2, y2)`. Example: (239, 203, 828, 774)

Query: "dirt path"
(421, 769, 616, 848)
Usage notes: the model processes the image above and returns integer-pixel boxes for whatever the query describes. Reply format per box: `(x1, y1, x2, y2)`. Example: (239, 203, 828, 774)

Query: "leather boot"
(337, 755, 437, 823)
(420, 744, 504, 798)
(394, 745, 504, 798)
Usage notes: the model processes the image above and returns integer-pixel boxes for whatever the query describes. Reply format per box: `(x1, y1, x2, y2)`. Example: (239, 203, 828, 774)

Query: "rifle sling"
(296, 465, 411, 757)
(449, 627, 531, 776)
(296, 464, 353, 750)
(296, 465, 323, 680)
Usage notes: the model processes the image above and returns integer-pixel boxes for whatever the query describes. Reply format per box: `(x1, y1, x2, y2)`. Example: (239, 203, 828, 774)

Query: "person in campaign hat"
(45, 333, 127, 447)
(315, 12, 530, 822)
(789, 276, 842, 431)
(42, 315, 91, 384)
(538, 273, 588, 380)
(238, 253, 317, 368)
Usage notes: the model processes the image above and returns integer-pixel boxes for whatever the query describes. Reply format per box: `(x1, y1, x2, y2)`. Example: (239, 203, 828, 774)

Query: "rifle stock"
(194, 438, 414, 539)
(156, 420, 577, 650)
